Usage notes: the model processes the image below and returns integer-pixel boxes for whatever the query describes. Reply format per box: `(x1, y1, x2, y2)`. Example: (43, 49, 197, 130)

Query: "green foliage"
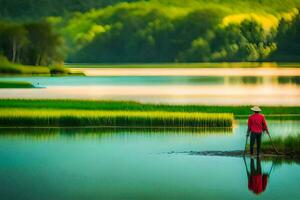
(0, 108, 233, 128)
(23, 22, 66, 66)
(0, 55, 72, 75)
(0, 55, 50, 74)
(0, 20, 66, 66)
(55, 1, 300, 62)
(190, 19, 278, 62)
(271, 13, 300, 61)
(0, 0, 139, 20)
(0, 81, 34, 88)
(1, 0, 300, 62)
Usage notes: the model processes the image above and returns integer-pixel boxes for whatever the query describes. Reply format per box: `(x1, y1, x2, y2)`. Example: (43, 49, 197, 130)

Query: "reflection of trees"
(227, 76, 263, 85)
(278, 77, 300, 85)
(226, 76, 300, 86)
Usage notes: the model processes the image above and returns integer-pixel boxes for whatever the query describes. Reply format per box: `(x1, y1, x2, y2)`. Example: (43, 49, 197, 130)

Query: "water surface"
(0, 71, 299, 105)
(0, 120, 299, 200)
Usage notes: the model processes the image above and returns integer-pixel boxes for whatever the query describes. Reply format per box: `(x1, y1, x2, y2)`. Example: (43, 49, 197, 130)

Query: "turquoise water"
(0, 76, 299, 86)
(0, 120, 299, 199)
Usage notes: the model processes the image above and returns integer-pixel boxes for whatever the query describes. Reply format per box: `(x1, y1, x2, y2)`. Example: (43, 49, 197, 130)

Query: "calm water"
(0, 120, 300, 200)
(0, 69, 300, 105)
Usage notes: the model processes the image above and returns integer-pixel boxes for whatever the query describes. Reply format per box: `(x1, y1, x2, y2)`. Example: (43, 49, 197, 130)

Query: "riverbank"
(66, 62, 300, 69)
(0, 99, 299, 120)
(69, 67, 300, 77)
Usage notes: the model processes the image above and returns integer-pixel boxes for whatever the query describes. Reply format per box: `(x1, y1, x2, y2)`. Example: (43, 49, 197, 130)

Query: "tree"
(0, 22, 28, 63)
(24, 21, 65, 66)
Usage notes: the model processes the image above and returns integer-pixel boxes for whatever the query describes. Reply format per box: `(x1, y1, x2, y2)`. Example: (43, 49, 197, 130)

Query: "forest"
(0, 0, 300, 64)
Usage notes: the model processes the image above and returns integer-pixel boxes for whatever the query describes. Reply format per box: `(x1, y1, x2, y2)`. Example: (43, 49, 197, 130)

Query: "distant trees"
(0, 23, 28, 63)
(1, 1, 300, 63)
(183, 19, 277, 62)
(68, 7, 283, 63)
(271, 13, 300, 61)
(0, 0, 139, 20)
(0, 21, 65, 66)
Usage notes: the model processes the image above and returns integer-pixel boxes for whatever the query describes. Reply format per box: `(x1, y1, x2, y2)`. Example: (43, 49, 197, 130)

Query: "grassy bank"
(262, 135, 300, 157)
(0, 81, 34, 88)
(0, 109, 233, 128)
(0, 56, 83, 76)
(0, 99, 299, 120)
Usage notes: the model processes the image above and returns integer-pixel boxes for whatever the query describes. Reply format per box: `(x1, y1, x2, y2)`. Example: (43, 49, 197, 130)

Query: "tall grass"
(0, 99, 299, 119)
(262, 135, 300, 156)
(0, 109, 233, 128)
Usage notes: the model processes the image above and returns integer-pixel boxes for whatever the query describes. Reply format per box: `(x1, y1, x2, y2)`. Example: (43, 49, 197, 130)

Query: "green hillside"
(0, 0, 300, 63)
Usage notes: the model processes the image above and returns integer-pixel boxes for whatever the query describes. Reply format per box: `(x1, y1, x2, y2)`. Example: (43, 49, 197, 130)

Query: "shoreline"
(70, 67, 300, 77)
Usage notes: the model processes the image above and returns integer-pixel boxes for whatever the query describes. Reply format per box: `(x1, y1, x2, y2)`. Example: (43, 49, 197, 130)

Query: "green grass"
(0, 81, 34, 88)
(0, 108, 233, 128)
(0, 61, 51, 75)
(66, 62, 300, 69)
(0, 56, 83, 75)
(262, 135, 300, 156)
(0, 99, 299, 120)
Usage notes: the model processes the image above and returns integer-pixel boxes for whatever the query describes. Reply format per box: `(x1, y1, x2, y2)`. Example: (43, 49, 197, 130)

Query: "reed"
(0, 99, 299, 119)
(0, 108, 233, 128)
(262, 134, 300, 156)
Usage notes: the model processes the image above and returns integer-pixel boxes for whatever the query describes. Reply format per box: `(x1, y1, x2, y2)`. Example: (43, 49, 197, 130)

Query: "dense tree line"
(0, 0, 139, 20)
(270, 13, 300, 61)
(67, 7, 300, 63)
(0, 21, 65, 65)
(0, 0, 299, 63)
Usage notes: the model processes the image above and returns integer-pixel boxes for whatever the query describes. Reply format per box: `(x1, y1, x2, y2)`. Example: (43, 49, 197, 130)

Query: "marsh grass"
(0, 99, 299, 119)
(0, 81, 35, 88)
(0, 109, 233, 128)
(262, 135, 300, 156)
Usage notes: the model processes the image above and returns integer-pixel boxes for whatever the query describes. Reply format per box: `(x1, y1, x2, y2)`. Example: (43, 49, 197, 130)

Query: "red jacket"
(248, 174, 268, 194)
(248, 113, 268, 134)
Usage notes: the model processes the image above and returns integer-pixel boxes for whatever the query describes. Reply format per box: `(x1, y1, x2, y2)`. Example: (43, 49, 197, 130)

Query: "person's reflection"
(245, 158, 269, 195)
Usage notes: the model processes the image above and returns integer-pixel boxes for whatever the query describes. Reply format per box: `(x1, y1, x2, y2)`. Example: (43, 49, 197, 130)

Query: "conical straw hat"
(251, 106, 262, 112)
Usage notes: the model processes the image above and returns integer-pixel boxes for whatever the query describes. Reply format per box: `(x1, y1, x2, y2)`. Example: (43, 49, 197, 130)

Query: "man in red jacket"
(247, 106, 270, 157)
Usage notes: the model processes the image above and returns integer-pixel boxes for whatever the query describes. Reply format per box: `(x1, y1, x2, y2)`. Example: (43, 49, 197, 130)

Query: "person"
(247, 106, 269, 157)
(247, 158, 269, 195)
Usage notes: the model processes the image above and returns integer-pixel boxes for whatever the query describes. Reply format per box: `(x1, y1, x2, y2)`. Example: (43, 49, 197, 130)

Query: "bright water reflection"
(0, 120, 299, 199)
(0, 74, 299, 105)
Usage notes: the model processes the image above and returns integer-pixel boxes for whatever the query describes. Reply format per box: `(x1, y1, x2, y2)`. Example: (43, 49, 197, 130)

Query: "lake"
(0, 120, 299, 200)
(0, 67, 300, 105)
